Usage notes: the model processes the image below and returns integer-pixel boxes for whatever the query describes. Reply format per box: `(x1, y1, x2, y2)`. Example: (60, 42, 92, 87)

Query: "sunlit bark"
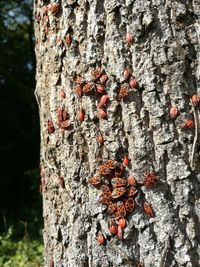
(34, 1, 200, 266)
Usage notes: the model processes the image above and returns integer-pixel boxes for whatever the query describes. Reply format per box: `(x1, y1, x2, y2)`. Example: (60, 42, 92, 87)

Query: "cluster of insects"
(118, 68, 138, 99)
(88, 156, 158, 243)
(35, 2, 60, 20)
(35, 1, 200, 263)
(35, 2, 61, 36)
(57, 104, 70, 135)
(74, 68, 109, 122)
(35, 2, 72, 42)
(71, 66, 139, 148)
(46, 73, 199, 137)
(47, 89, 70, 136)
(169, 94, 200, 129)
(46, 65, 140, 147)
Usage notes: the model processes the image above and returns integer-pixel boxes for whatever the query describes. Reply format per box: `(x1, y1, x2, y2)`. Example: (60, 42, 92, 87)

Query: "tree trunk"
(34, 1, 200, 266)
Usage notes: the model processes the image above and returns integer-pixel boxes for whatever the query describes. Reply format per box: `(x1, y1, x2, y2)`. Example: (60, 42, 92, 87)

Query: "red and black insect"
(101, 185, 112, 198)
(47, 119, 55, 133)
(96, 84, 105, 94)
(143, 201, 154, 217)
(58, 176, 64, 188)
(65, 34, 71, 46)
(115, 201, 126, 219)
(112, 187, 126, 199)
(75, 75, 84, 85)
(123, 154, 129, 166)
(105, 159, 116, 169)
(39, 184, 42, 194)
(100, 73, 108, 84)
(75, 84, 83, 97)
(60, 89, 66, 98)
(97, 231, 105, 245)
(108, 202, 117, 214)
(82, 82, 95, 94)
(181, 119, 194, 129)
(57, 107, 68, 127)
(118, 84, 128, 99)
(50, 3, 60, 14)
(111, 177, 127, 188)
(118, 218, 126, 229)
(79, 108, 85, 122)
(125, 198, 135, 213)
(91, 68, 102, 80)
(45, 26, 49, 35)
(88, 176, 101, 186)
(57, 107, 63, 126)
(40, 173, 45, 185)
(126, 186, 138, 197)
(109, 220, 118, 235)
(143, 172, 158, 188)
(117, 225, 123, 240)
(100, 186, 112, 206)
(62, 109, 68, 121)
(99, 196, 111, 206)
(126, 32, 134, 45)
(128, 176, 137, 186)
(98, 94, 109, 108)
(98, 108, 107, 119)
(50, 258, 54, 267)
(123, 68, 132, 81)
(40, 166, 45, 178)
(169, 106, 179, 119)
(61, 121, 70, 130)
(129, 77, 138, 88)
(191, 95, 200, 106)
(97, 132, 104, 145)
(98, 165, 111, 176)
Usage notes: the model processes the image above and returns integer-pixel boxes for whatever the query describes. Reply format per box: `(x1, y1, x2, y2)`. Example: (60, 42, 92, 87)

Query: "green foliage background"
(0, 228, 43, 267)
(0, 0, 43, 265)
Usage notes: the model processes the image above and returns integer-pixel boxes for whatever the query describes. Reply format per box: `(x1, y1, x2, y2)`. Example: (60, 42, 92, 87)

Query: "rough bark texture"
(34, 0, 200, 266)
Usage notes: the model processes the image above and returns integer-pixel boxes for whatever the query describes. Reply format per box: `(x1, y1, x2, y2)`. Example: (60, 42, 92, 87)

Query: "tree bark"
(34, 0, 200, 266)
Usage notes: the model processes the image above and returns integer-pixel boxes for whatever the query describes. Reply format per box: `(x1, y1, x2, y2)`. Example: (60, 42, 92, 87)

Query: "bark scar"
(190, 99, 199, 170)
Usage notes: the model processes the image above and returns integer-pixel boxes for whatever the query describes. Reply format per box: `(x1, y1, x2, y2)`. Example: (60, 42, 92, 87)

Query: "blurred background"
(0, 0, 43, 266)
